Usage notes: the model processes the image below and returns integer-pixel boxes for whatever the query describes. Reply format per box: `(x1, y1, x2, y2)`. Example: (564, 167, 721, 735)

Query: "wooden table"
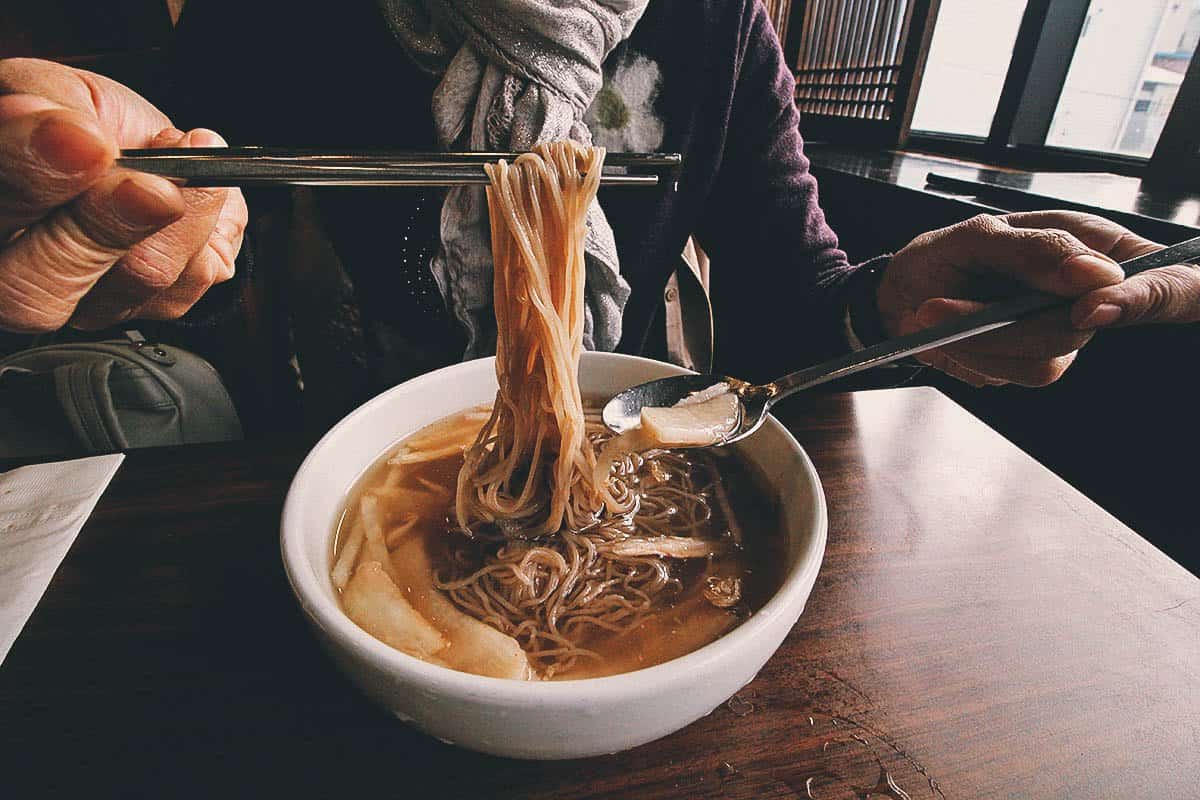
(2, 387, 1197, 799)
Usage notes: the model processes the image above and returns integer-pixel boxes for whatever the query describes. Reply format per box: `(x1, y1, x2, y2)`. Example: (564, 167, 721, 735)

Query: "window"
(905, 0, 1200, 176)
(910, 0, 1030, 137)
(1047, 1, 1199, 157)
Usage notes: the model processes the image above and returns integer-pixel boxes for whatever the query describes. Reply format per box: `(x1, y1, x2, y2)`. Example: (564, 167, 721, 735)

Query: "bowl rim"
(280, 352, 827, 704)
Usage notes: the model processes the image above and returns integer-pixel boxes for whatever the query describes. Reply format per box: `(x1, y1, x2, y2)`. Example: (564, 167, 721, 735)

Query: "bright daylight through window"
(912, 0, 1200, 159)
(1047, 0, 1200, 157)
(910, 0, 1030, 137)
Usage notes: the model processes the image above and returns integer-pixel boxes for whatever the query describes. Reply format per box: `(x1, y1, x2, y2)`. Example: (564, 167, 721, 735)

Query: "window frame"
(903, 0, 1200, 183)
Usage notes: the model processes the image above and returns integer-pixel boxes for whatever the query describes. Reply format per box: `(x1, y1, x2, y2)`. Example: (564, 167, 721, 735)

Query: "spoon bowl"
(601, 373, 773, 446)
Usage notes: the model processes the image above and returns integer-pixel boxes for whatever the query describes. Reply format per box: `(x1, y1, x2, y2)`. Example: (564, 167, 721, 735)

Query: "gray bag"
(0, 331, 242, 458)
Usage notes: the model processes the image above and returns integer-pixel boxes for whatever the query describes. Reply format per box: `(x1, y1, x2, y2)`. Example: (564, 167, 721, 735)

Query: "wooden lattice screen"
(762, 0, 794, 47)
(783, 0, 942, 145)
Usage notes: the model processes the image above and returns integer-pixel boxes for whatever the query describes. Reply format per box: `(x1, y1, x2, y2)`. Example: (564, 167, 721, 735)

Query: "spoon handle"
(767, 235, 1200, 400)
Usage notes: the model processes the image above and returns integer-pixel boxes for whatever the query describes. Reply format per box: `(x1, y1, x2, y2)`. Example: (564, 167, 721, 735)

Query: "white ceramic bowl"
(281, 352, 827, 759)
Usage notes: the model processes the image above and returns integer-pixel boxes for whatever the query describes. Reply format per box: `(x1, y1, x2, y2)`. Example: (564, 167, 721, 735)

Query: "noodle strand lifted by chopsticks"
(429, 142, 740, 678)
(456, 142, 622, 537)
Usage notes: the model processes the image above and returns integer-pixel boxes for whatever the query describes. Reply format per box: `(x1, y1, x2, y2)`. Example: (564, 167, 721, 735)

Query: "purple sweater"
(169, 0, 870, 397)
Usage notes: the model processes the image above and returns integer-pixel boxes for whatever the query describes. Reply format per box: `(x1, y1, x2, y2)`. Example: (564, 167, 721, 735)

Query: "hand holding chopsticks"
(0, 58, 247, 333)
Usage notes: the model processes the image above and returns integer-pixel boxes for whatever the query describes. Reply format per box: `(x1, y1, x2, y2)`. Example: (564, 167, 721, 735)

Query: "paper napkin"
(0, 453, 125, 664)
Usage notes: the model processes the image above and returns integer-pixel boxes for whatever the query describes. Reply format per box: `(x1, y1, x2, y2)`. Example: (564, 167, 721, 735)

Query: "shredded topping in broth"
(443, 416, 738, 677)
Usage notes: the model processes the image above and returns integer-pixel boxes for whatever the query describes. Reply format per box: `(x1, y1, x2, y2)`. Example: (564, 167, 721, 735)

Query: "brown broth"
(332, 407, 786, 680)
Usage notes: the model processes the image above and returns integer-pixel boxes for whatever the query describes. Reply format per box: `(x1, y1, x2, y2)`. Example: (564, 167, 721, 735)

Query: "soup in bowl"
(280, 352, 826, 759)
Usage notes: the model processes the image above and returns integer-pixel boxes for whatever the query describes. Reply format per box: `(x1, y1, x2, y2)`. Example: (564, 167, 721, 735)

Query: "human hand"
(0, 57, 246, 333)
(876, 211, 1192, 387)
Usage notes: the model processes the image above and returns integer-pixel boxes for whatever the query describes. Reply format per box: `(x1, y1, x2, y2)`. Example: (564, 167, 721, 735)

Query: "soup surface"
(332, 405, 786, 680)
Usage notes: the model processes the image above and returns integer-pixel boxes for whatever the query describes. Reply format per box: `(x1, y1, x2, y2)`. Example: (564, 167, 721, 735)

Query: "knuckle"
(73, 70, 110, 122)
(958, 214, 1005, 240)
(964, 213, 1002, 232)
(1112, 230, 1156, 257)
(1135, 276, 1176, 320)
(206, 234, 240, 276)
(184, 245, 222, 289)
(35, 213, 113, 271)
(1028, 227, 1087, 259)
(217, 248, 237, 281)
(198, 253, 221, 287)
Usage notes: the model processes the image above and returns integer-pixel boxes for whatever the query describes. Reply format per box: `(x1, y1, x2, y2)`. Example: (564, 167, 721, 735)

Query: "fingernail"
(31, 117, 110, 174)
(1077, 302, 1122, 330)
(112, 175, 184, 227)
(185, 127, 227, 147)
(1065, 254, 1123, 289)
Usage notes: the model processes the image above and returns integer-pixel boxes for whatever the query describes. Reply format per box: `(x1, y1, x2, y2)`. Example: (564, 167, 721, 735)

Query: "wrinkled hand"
(0, 57, 246, 333)
(876, 211, 1198, 387)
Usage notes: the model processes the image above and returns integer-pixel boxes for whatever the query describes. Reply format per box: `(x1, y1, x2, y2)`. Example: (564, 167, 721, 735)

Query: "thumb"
(0, 170, 184, 333)
(1071, 265, 1200, 329)
(0, 99, 117, 239)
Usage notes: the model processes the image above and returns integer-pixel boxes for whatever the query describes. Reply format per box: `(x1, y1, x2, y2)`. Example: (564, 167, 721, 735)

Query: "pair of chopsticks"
(115, 148, 682, 188)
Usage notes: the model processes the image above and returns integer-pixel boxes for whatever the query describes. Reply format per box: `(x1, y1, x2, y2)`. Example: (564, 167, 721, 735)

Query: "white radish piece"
(391, 535, 534, 681)
(609, 536, 729, 559)
(342, 561, 448, 661)
(331, 520, 366, 591)
(359, 495, 399, 584)
(639, 391, 740, 447)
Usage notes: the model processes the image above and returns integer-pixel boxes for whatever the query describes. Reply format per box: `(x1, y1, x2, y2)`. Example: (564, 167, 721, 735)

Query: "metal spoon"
(603, 235, 1200, 446)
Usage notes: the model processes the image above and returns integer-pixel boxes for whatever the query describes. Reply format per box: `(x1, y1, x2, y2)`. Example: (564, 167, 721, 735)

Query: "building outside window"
(1047, 0, 1200, 157)
(910, 0, 1200, 164)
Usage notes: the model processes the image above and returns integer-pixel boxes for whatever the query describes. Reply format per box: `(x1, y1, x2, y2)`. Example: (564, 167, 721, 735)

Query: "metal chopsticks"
(115, 148, 682, 188)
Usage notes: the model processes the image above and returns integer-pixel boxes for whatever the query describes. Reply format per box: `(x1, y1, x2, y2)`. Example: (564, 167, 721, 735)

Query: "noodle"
(443, 427, 730, 676)
(455, 142, 618, 538)
(433, 141, 737, 677)
(334, 142, 757, 680)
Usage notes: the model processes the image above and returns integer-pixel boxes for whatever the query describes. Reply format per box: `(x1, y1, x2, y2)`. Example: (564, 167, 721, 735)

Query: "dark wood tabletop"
(2, 387, 1197, 799)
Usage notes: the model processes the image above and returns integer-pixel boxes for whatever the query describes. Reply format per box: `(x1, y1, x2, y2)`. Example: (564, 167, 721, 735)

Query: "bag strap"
(52, 358, 129, 452)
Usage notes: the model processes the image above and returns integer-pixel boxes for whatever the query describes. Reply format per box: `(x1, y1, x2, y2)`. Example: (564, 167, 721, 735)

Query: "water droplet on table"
(774, 713, 939, 799)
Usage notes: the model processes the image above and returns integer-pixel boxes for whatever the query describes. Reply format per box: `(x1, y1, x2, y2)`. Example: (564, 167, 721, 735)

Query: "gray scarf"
(379, 0, 648, 357)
